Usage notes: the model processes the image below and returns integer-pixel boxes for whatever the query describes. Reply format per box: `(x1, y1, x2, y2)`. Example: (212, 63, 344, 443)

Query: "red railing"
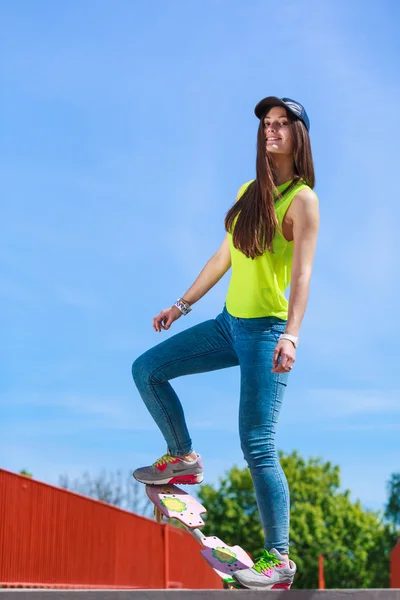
(0, 469, 222, 589)
(391, 539, 400, 588)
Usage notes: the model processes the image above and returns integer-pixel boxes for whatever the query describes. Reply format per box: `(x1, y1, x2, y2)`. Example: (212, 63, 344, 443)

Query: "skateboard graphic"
(146, 483, 254, 589)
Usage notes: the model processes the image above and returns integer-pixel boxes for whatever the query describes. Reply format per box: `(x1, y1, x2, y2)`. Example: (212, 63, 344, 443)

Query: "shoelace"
(152, 454, 178, 468)
(253, 550, 283, 574)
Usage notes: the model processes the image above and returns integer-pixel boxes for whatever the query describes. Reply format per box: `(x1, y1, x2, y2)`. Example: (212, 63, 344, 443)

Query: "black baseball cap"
(254, 96, 310, 132)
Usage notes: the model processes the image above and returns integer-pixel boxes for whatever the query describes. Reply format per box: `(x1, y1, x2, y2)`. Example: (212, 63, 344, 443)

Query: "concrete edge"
(1, 589, 400, 599)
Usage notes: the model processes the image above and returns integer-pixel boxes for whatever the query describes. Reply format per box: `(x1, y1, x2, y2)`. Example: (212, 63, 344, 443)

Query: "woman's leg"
(132, 312, 238, 456)
(235, 319, 290, 555)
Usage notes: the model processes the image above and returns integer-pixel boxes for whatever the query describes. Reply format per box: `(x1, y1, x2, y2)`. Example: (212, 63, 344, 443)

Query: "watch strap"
(279, 333, 299, 348)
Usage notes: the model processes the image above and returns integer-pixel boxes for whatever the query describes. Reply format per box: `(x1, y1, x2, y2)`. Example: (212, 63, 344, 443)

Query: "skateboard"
(146, 483, 254, 589)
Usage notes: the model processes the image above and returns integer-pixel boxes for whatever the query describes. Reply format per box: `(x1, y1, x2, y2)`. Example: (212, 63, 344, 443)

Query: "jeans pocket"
(239, 317, 286, 334)
(271, 322, 287, 334)
(270, 322, 286, 342)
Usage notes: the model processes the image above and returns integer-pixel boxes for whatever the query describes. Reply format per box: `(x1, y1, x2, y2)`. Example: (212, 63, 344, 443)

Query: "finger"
(272, 352, 292, 373)
(272, 357, 283, 373)
(276, 359, 295, 373)
(272, 346, 280, 368)
(285, 356, 295, 371)
(154, 314, 164, 332)
(279, 352, 291, 371)
(272, 344, 284, 371)
(272, 360, 285, 373)
(281, 353, 296, 371)
(288, 358, 295, 370)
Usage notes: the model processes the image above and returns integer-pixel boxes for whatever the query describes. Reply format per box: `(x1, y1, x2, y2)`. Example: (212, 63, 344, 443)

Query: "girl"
(132, 96, 319, 590)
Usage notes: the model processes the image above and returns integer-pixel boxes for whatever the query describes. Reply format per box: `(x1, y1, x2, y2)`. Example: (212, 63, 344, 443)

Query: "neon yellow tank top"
(225, 178, 311, 320)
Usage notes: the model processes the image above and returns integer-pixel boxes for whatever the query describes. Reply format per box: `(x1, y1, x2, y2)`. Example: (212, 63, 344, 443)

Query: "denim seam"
(267, 373, 290, 552)
(148, 379, 190, 455)
(274, 376, 290, 520)
(148, 347, 234, 455)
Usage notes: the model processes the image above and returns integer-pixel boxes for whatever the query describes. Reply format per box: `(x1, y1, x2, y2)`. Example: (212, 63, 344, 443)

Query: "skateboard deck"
(146, 483, 206, 527)
(199, 535, 254, 581)
(146, 483, 254, 588)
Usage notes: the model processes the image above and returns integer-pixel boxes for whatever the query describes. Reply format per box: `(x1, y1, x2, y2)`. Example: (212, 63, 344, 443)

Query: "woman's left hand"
(272, 339, 296, 373)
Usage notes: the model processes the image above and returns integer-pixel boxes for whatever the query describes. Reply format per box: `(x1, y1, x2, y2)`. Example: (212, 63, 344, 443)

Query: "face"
(263, 106, 294, 156)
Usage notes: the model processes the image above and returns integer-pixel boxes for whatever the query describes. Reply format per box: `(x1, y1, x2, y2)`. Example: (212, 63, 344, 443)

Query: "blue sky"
(1, 0, 399, 517)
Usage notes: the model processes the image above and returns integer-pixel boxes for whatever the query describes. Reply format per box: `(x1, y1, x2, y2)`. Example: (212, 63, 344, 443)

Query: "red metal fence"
(0, 469, 222, 589)
(391, 539, 400, 588)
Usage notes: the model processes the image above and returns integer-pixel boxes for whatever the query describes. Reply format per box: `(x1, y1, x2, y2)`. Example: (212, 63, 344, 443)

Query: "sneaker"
(133, 453, 204, 485)
(232, 548, 296, 590)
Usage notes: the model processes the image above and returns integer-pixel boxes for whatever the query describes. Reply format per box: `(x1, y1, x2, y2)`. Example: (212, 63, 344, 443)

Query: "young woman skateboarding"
(132, 96, 319, 590)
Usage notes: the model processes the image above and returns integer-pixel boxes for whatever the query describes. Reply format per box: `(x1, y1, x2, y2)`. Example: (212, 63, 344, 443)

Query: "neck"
(270, 154, 296, 186)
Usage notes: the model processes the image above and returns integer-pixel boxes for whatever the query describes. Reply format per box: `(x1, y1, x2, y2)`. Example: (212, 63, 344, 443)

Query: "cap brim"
(254, 97, 288, 119)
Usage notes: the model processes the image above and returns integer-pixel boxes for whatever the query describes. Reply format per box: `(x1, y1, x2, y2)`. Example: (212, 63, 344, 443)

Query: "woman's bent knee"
(132, 353, 149, 385)
(132, 350, 166, 387)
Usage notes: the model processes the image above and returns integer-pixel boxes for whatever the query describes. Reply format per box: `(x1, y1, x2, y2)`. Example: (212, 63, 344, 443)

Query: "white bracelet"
(174, 298, 192, 316)
(279, 333, 299, 348)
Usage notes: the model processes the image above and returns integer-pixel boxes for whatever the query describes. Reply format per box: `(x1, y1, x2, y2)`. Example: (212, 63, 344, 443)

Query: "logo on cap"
(283, 100, 302, 117)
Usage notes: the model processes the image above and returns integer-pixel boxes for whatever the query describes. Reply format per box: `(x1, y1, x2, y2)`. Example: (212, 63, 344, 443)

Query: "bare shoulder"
(289, 187, 319, 222)
(292, 187, 319, 209)
(285, 188, 319, 240)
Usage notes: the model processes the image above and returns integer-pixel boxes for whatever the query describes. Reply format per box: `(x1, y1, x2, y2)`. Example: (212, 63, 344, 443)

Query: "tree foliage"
(385, 472, 400, 528)
(198, 451, 399, 589)
(19, 469, 33, 477)
(59, 469, 152, 517)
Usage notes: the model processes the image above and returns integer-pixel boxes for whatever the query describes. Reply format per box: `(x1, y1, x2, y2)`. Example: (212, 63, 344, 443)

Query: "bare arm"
(285, 188, 320, 336)
(182, 235, 231, 306)
(272, 188, 319, 372)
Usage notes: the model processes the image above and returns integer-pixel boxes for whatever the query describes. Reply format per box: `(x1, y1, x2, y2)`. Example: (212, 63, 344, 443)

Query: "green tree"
(385, 473, 400, 528)
(19, 469, 33, 477)
(198, 451, 398, 589)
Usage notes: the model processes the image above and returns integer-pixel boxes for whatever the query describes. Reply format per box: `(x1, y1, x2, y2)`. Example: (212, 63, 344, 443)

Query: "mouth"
(266, 137, 281, 142)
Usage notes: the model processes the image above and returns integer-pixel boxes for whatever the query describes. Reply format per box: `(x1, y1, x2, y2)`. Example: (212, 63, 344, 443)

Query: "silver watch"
(279, 333, 299, 348)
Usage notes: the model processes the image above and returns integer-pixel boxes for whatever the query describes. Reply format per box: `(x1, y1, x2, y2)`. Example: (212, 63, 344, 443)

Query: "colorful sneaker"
(232, 548, 296, 590)
(133, 453, 204, 485)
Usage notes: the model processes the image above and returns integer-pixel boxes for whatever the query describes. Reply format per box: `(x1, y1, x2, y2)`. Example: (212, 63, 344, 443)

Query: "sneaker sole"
(133, 473, 204, 485)
(232, 578, 292, 591)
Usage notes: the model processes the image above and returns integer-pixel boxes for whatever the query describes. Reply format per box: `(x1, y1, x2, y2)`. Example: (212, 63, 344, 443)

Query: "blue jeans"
(132, 305, 291, 554)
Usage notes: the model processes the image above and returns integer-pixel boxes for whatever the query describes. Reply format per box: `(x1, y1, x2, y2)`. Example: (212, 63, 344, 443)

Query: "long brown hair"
(224, 112, 315, 259)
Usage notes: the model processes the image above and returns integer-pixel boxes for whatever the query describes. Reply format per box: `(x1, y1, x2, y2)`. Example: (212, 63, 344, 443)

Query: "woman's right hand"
(153, 306, 183, 332)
